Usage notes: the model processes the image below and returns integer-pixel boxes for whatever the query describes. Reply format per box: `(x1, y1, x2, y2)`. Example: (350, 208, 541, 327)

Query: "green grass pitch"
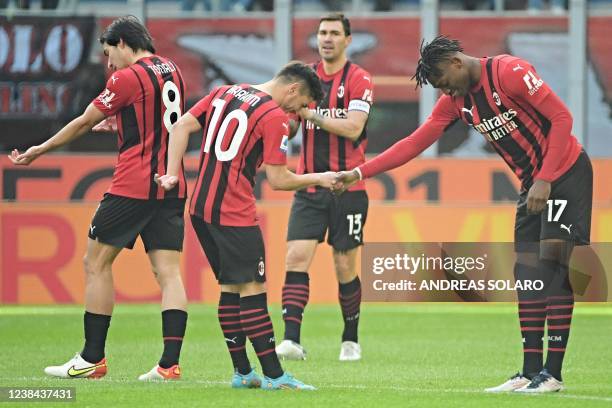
(0, 303, 610, 407)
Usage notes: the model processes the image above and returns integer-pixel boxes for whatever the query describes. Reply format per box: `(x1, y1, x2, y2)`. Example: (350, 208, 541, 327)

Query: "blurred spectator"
(463, 0, 495, 10)
(528, 0, 565, 13)
(181, 0, 255, 11)
(373, 0, 392, 11)
(7, 0, 60, 8)
(321, 0, 344, 10)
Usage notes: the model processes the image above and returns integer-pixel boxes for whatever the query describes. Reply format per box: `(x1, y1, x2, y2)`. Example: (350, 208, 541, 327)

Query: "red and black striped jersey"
(188, 84, 289, 226)
(359, 55, 582, 191)
(92, 55, 187, 200)
(297, 61, 373, 192)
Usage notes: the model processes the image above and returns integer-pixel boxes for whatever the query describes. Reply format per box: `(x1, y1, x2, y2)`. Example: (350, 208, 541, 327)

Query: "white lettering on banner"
(0, 23, 85, 74)
(45, 25, 83, 73)
(0, 82, 69, 115)
(0, 27, 9, 68)
(9, 25, 33, 73)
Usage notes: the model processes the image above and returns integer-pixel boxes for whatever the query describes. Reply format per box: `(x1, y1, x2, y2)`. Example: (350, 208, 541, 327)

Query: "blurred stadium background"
(1, 2, 611, 406)
(1, 0, 610, 304)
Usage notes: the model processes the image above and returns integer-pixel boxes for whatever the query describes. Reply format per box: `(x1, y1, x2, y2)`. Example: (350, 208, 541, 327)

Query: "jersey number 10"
(203, 98, 248, 162)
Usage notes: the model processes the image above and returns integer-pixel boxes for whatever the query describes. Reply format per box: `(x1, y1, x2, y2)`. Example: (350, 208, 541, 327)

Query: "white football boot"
(339, 341, 361, 361)
(275, 340, 307, 361)
(44, 353, 107, 379)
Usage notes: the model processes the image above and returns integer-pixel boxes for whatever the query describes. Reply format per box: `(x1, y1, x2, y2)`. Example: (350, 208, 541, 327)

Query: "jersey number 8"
(162, 81, 182, 133)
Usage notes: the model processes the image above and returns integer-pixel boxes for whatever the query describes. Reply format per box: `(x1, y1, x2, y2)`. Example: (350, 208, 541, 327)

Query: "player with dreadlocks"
(337, 35, 592, 393)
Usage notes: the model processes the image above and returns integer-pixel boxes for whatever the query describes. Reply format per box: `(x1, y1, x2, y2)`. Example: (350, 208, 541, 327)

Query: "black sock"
(282, 271, 310, 343)
(339, 276, 361, 343)
(81, 311, 111, 363)
(218, 292, 251, 375)
(514, 261, 548, 379)
(518, 299, 546, 379)
(159, 309, 187, 369)
(544, 264, 574, 381)
(240, 293, 283, 379)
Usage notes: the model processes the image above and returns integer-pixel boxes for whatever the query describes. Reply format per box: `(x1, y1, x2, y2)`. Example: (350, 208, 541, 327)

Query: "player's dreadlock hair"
(412, 36, 463, 88)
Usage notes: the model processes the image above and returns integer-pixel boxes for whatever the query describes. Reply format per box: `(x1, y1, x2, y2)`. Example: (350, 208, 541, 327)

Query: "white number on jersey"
(522, 70, 544, 95)
(203, 98, 248, 162)
(162, 81, 182, 133)
(347, 213, 363, 241)
(546, 199, 567, 222)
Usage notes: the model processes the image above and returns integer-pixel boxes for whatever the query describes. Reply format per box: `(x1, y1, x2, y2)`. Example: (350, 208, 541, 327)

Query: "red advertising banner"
(2, 155, 611, 204)
(0, 16, 96, 117)
(114, 16, 612, 103)
(1, 203, 611, 304)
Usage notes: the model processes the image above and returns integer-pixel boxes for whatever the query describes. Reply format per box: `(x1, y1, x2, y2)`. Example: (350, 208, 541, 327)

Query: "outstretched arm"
(336, 95, 457, 188)
(9, 103, 105, 165)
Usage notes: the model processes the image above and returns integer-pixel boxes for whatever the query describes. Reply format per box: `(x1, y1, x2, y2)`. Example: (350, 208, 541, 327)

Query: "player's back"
(189, 84, 289, 227)
(94, 55, 187, 200)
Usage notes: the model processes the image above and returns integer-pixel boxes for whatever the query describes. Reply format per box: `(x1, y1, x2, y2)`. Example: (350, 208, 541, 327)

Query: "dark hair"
(412, 35, 463, 88)
(99, 15, 156, 54)
(319, 13, 351, 36)
(275, 61, 324, 103)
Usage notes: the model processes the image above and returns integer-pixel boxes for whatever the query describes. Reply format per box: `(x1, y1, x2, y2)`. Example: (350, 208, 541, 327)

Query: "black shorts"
(88, 193, 185, 252)
(515, 150, 592, 251)
(286, 190, 369, 252)
(190, 216, 266, 285)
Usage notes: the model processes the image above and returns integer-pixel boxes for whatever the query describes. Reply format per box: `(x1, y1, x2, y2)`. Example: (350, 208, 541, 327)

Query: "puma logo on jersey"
(560, 224, 572, 235)
(225, 337, 238, 344)
(461, 107, 474, 119)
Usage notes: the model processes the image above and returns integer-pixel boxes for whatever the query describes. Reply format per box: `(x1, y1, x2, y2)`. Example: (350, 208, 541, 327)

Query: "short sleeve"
(188, 91, 215, 127)
(92, 69, 134, 117)
(261, 113, 289, 165)
(347, 69, 374, 115)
